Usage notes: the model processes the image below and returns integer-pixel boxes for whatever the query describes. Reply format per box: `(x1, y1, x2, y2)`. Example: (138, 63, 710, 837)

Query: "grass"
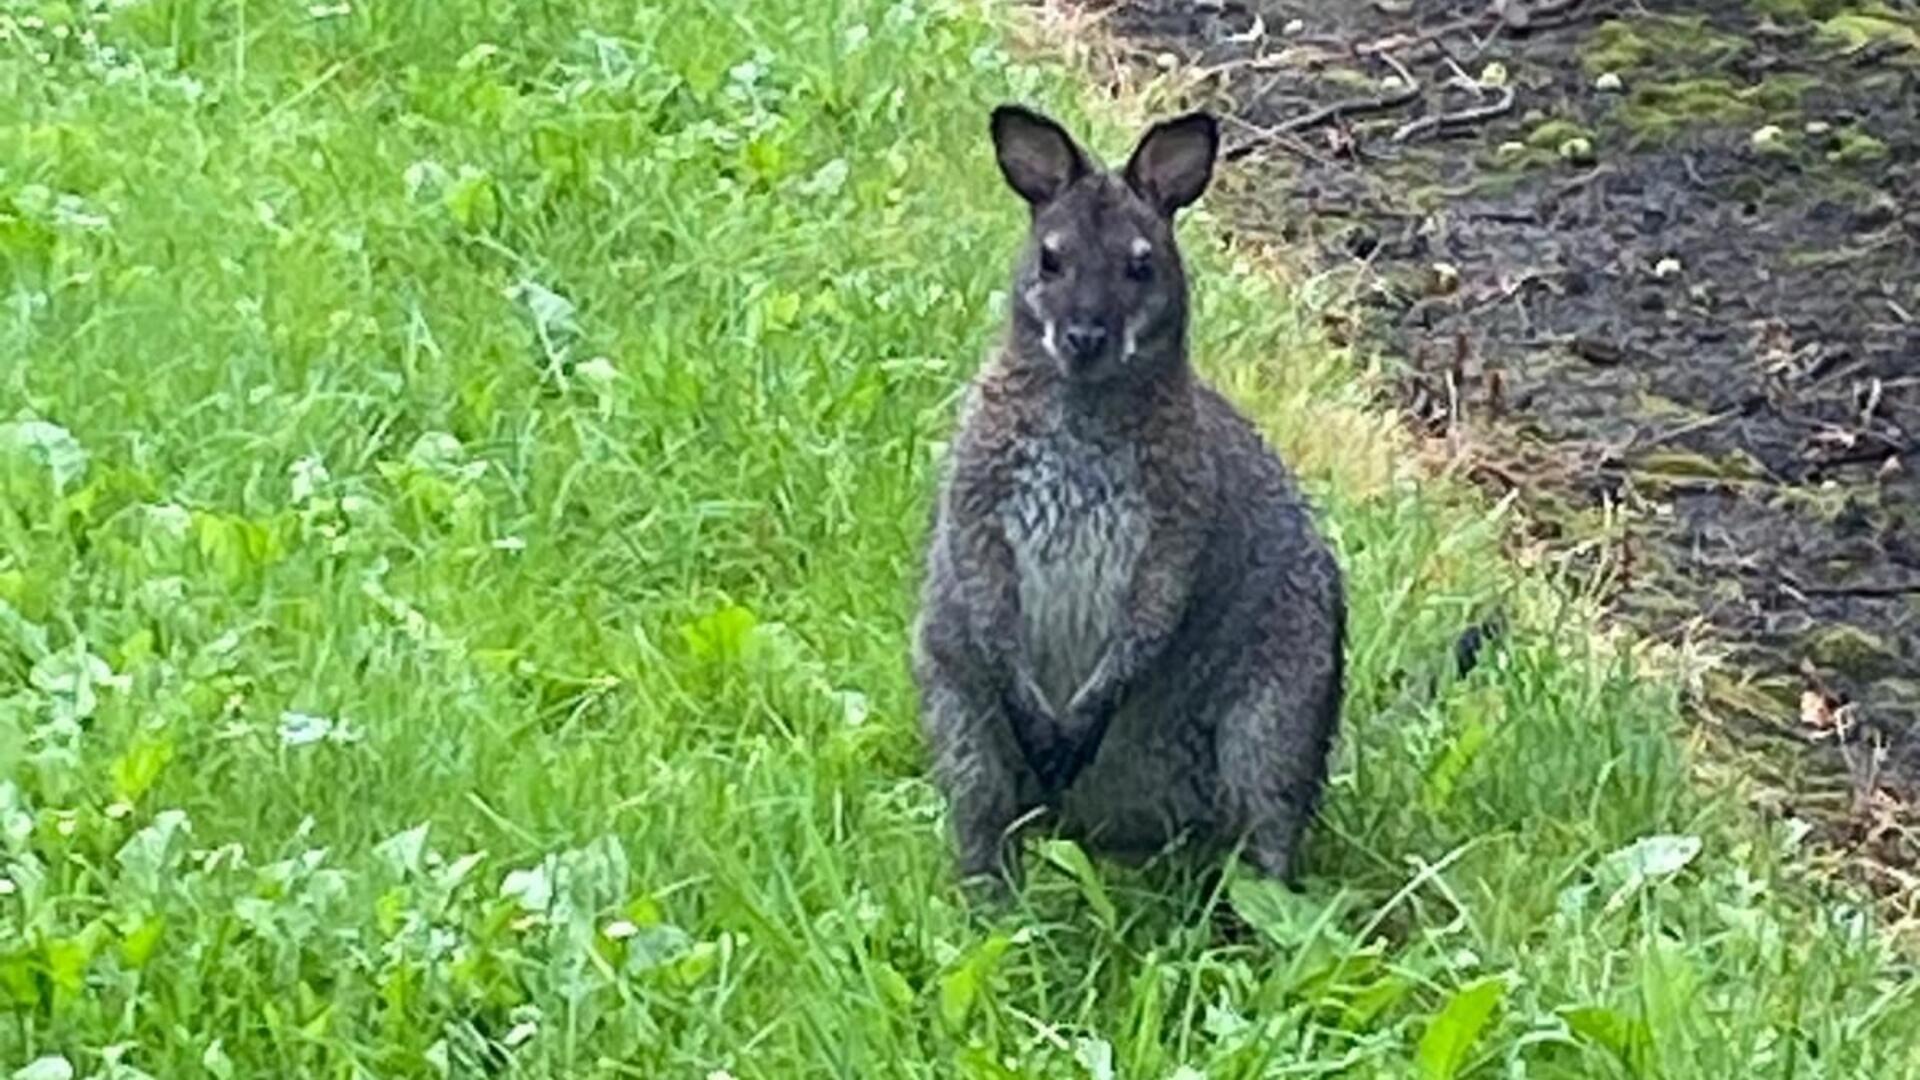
(2, 0, 1919, 1075)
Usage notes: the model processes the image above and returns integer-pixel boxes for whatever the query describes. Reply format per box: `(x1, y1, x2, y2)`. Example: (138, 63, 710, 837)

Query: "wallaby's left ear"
(1123, 111, 1218, 216)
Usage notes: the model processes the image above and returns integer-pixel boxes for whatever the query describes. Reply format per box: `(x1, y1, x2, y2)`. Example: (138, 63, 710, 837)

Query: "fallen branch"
(1627, 406, 1740, 453)
(1393, 82, 1516, 142)
(1799, 582, 1920, 599)
(1784, 573, 1920, 600)
(1218, 112, 1337, 165)
(1354, 0, 1595, 59)
(1222, 77, 1422, 160)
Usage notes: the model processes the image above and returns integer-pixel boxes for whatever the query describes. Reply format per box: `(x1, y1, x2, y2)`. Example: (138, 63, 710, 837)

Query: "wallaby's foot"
(954, 828, 1025, 912)
(916, 666, 1035, 884)
(1214, 621, 1342, 895)
(1243, 820, 1306, 888)
(957, 866, 1017, 912)
(950, 776, 1032, 898)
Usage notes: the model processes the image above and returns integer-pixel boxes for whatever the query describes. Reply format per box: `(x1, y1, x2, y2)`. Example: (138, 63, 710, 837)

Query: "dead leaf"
(1800, 689, 1837, 736)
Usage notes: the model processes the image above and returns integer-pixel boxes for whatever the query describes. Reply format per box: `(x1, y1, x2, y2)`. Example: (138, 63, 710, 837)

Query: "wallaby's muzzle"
(1062, 322, 1108, 365)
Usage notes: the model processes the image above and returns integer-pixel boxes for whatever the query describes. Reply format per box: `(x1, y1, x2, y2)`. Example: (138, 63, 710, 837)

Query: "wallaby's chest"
(1000, 432, 1148, 709)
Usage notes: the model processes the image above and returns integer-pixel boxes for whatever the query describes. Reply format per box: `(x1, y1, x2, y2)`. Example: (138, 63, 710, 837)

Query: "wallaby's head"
(989, 103, 1218, 385)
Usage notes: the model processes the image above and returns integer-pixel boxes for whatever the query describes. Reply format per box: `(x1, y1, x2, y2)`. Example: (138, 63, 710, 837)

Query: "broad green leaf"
(501, 861, 554, 912)
(46, 928, 102, 994)
(1416, 975, 1508, 1080)
(672, 940, 720, 986)
(373, 822, 431, 878)
(1423, 707, 1493, 812)
(1600, 834, 1702, 914)
(0, 951, 40, 1007)
(0, 599, 51, 660)
(681, 604, 759, 661)
(1345, 972, 1414, 1030)
(31, 642, 126, 724)
(873, 961, 914, 1008)
(625, 924, 694, 974)
(375, 886, 409, 937)
(954, 1045, 1019, 1080)
(443, 167, 499, 230)
(1040, 839, 1115, 931)
(111, 735, 175, 804)
(0, 419, 88, 494)
(201, 1039, 235, 1080)
(1560, 1004, 1646, 1069)
(939, 932, 1013, 1031)
(1227, 877, 1322, 948)
(119, 916, 165, 970)
(11, 1056, 73, 1080)
(1074, 1036, 1114, 1080)
(114, 809, 192, 896)
(1603, 834, 1701, 880)
(625, 894, 666, 927)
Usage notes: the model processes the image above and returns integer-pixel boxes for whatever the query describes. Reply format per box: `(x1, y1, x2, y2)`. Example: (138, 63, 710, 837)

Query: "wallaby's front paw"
(956, 841, 1022, 908)
(1027, 740, 1080, 795)
(1052, 700, 1114, 785)
(1004, 673, 1071, 790)
(958, 869, 1016, 911)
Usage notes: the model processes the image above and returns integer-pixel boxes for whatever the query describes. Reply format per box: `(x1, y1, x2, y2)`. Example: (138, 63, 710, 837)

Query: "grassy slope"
(0, 0, 1916, 1075)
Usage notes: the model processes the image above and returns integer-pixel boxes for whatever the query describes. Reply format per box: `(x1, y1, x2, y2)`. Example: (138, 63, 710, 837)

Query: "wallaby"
(911, 103, 1346, 895)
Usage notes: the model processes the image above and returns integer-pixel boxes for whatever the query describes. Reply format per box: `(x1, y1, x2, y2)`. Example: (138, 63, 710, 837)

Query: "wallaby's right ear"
(1123, 111, 1218, 217)
(990, 104, 1090, 207)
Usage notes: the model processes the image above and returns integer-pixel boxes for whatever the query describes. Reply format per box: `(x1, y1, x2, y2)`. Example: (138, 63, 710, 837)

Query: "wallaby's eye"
(1126, 238, 1154, 282)
(1039, 246, 1063, 277)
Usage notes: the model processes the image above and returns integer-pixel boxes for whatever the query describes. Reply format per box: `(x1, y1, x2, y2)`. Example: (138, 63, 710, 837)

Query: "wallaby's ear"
(1123, 111, 1218, 216)
(990, 104, 1090, 207)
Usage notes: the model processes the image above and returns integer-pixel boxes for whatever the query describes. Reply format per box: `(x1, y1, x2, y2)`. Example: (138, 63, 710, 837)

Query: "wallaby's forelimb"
(1056, 445, 1211, 788)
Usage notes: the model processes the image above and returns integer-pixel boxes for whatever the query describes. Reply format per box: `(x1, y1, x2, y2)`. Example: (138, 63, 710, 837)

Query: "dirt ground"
(1083, 0, 1920, 887)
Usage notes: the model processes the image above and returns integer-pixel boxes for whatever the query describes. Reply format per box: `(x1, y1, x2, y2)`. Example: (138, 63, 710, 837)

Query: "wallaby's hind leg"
(1212, 643, 1343, 884)
(918, 675, 1031, 892)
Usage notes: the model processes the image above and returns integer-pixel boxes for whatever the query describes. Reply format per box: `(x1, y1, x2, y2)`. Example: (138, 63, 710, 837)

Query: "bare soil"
(1086, 0, 1920, 883)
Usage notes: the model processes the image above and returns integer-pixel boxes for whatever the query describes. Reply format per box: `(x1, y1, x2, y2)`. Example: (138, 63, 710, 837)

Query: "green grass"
(2, 0, 1918, 1076)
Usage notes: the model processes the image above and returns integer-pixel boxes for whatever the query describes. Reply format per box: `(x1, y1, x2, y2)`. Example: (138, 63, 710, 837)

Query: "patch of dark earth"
(1083, 0, 1920, 878)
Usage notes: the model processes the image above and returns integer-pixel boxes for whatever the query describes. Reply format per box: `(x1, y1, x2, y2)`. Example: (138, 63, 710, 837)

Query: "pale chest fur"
(1000, 429, 1148, 713)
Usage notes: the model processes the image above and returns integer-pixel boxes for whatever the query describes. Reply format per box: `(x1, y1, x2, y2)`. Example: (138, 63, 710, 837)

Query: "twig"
(1354, 0, 1593, 60)
(1222, 76, 1422, 160)
(1218, 112, 1336, 166)
(1785, 572, 1920, 600)
(1188, 50, 1304, 84)
(1800, 582, 1920, 599)
(1394, 82, 1517, 142)
(1627, 406, 1739, 453)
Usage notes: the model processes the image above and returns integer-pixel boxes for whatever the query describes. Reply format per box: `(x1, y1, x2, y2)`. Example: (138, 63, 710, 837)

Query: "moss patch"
(1809, 623, 1901, 672)
(1828, 125, 1891, 164)
(1582, 15, 1746, 74)
(1524, 118, 1596, 151)
(1615, 78, 1767, 139)
(1748, 0, 1854, 20)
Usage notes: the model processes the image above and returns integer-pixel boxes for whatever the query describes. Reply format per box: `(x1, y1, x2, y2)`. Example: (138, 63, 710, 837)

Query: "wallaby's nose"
(1063, 323, 1108, 361)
